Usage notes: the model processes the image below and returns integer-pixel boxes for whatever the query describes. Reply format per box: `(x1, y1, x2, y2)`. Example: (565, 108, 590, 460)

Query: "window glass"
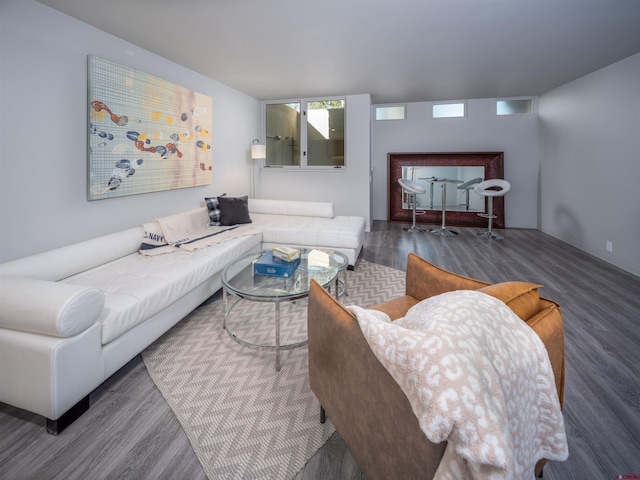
(433, 102, 465, 118)
(307, 100, 345, 167)
(497, 98, 533, 115)
(265, 102, 300, 166)
(375, 105, 406, 120)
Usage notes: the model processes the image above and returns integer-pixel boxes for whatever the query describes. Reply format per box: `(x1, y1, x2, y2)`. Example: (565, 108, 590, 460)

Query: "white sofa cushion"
(0, 277, 105, 337)
(63, 233, 261, 344)
(251, 213, 365, 250)
(249, 198, 334, 218)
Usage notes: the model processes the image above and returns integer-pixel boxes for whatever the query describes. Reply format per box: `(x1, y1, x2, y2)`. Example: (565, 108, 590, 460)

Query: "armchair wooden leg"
(320, 406, 326, 424)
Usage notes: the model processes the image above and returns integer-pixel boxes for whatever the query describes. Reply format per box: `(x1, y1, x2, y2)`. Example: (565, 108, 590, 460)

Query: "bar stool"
(398, 178, 426, 233)
(457, 177, 483, 210)
(418, 176, 436, 209)
(474, 179, 511, 239)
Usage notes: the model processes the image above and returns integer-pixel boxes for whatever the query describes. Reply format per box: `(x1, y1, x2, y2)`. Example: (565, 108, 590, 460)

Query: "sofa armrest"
(308, 280, 445, 480)
(0, 277, 104, 337)
(526, 300, 565, 407)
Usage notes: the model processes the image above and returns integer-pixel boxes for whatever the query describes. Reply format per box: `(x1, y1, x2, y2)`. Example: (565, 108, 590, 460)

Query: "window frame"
(262, 96, 347, 170)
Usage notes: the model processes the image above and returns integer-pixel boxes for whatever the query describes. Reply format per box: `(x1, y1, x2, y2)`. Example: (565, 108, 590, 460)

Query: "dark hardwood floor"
(2, 221, 639, 479)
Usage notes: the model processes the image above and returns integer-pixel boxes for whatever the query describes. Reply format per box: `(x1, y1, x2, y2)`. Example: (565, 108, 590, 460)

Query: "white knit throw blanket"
(349, 290, 568, 480)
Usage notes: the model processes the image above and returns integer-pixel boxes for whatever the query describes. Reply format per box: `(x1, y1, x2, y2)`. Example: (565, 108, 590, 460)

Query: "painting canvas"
(87, 55, 212, 200)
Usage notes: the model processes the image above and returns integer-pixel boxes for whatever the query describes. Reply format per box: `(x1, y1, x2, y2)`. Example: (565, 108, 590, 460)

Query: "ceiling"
(37, 0, 640, 104)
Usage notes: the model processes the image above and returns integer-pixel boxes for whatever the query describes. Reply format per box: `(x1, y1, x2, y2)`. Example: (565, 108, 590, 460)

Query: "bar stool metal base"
(430, 226, 458, 236)
(477, 230, 504, 240)
(477, 207, 503, 239)
(404, 225, 426, 233)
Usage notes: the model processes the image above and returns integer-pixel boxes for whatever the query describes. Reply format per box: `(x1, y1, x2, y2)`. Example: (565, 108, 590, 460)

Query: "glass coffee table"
(221, 248, 348, 371)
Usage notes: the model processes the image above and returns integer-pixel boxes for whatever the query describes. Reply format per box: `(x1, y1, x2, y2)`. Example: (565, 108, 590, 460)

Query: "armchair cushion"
(370, 295, 419, 320)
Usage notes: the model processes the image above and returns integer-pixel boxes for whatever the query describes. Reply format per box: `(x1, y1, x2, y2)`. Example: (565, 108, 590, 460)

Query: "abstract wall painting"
(87, 55, 212, 200)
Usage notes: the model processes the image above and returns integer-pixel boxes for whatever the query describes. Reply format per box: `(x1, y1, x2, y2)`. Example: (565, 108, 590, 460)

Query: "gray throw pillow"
(218, 195, 252, 226)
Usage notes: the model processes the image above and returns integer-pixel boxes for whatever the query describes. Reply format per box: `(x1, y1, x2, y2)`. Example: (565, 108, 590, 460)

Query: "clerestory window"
(432, 101, 466, 118)
(496, 98, 535, 115)
(375, 105, 406, 120)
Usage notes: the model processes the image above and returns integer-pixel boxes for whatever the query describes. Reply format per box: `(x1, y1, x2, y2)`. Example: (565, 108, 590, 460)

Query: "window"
(432, 101, 466, 118)
(265, 98, 345, 168)
(375, 105, 406, 120)
(265, 102, 300, 167)
(496, 98, 534, 115)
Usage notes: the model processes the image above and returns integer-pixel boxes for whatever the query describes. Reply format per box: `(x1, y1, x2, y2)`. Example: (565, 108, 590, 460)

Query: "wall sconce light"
(250, 139, 265, 198)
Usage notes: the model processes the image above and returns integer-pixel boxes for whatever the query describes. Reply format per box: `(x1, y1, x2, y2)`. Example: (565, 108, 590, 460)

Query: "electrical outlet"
(606, 241, 613, 252)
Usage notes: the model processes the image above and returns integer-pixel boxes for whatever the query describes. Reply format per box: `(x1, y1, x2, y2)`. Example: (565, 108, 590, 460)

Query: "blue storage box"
(254, 252, 301, 278)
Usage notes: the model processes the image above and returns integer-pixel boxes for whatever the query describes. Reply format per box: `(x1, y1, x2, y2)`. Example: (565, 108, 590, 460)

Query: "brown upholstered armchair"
(308, 253, 565, 479)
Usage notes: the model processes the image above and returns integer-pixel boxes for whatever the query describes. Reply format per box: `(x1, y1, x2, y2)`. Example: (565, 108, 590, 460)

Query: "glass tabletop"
(222, 248, 344, 301)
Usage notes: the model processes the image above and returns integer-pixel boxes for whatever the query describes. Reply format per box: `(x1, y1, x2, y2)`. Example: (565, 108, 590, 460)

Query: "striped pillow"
(205, 193, 226, 226)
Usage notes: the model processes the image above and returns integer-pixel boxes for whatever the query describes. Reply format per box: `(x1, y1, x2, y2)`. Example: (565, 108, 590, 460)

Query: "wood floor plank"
(1, 221, 639, 479)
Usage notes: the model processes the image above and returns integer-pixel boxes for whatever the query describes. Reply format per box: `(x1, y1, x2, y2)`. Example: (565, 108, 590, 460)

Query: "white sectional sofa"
(0, 199, 365, 433)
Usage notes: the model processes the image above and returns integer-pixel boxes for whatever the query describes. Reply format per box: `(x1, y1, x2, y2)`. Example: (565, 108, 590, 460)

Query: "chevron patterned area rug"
(141, 259, 405, 479)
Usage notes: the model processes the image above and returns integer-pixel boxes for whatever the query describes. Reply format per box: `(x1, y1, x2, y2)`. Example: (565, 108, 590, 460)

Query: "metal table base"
(223, 272, 344, 372)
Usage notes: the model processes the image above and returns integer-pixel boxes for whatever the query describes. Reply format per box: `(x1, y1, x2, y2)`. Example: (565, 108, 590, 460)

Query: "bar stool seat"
(474, 179, 511, 239)
(399, 178, 426, 233)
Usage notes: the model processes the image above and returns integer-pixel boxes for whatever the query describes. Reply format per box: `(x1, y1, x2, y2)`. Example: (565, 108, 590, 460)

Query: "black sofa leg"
(320, 406, 326, 424)
(46, 395, 90, 435)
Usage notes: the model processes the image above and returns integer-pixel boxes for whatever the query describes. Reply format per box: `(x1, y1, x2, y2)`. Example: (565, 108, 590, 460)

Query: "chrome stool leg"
(403, 192, 425, 233)
(477, 196, 503, 239)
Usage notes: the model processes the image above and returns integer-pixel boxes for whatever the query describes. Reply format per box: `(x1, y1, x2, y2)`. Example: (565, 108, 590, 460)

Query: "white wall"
(371, 98, 540, 228)
(258, 94, 371, 230)
(538, 53, 640, 277)
(0, 1, 261, 262)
